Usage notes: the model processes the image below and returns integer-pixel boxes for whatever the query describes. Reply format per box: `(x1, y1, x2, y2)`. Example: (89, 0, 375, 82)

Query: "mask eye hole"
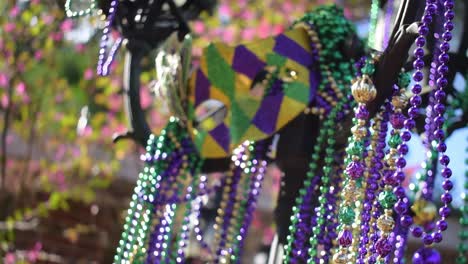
(194, 99, 227, 131)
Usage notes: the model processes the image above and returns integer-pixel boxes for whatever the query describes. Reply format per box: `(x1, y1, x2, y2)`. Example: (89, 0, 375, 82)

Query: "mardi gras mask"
(156, 25, 320, 158)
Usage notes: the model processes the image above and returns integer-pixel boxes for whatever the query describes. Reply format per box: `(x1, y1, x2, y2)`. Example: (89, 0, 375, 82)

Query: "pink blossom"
(17, 63, 25, 73)
(51, 32, 63, 41)
(108, 94, 122, 112)
(222, 27, 236, 43)
(140, 86, 152, 109)
(241, 28, 256, 41)
(9, 6, 20, 18)
(1, 94, 9, 108)
(273, 24, 284, 35)
(16, 82, 26, 94)
(84, 68, 94, 80)
(60, 19, 73, 32)
(34, 50, 43, 60)
(257, 20, 271, 39)
(241, 10, 254, 20)
(75, 43, 85, 53)
(218, 4, 232, 17)
(193, 21, 205, 34)
(0, 73, 9, 87)
(4, 252, 16, 264)
(4, 22, 15, 33)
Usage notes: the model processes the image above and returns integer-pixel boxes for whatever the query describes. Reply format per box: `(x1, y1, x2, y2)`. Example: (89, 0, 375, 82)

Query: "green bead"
(456, 256, 467, 264)
(339, 206, 356, 224)
(378, 190, 398, 209)
(398, 72, 411, 88)
(459, 230, 468, 240)
(347, 141, 364, 155)
(388, 134, 402, 148)
(458, 243, 468, 252)
(460, 218, 468, 226)
(362, 63, 375, 75)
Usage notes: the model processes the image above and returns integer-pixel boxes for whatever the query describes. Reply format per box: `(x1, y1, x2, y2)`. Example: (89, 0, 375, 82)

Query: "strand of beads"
(65, 0, 96, 18)
(368, 0, 380, 48)
(233, 142, 268, 264)
(457, 136, 468, 264)
(333, 56, 377, 264)
(97, 0, 123, 76)
(356, 103, 389, 264)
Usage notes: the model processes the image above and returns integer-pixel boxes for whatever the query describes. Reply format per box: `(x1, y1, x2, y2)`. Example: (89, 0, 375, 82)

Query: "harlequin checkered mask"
(186, 25, 320, 158)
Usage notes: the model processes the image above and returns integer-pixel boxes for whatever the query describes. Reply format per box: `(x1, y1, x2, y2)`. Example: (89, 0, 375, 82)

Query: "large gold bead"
(412, 199, 437, 225)
(343, 184, 357, 200)
(351, 75, 377, 103)
(392, 93, 408, 109)
(332, 250, 349, 264)
(377, 214, 395, 233)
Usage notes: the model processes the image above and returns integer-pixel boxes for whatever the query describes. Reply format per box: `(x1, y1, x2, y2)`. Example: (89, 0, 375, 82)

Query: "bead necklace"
(368, 0, 380, 48)
(96, 0, 122, 76)
(65, 0, 96, 18)
(333, 56, 377, 264)
(283, 6, 358, 263)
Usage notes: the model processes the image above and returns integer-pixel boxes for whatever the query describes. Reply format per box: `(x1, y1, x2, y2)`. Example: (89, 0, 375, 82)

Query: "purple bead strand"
(96, 0, 122, 76)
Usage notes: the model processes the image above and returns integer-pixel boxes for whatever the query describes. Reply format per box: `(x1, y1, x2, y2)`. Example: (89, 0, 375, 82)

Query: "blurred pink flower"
(4, 22, 15, 33)
(218, 4, 232, 17)
(222, 27, 236, 43)
(108, 94, 122, 112)
(140, 86, 153, 109)
(16, 82, 26, 94)
(17, 63, 25, 73)
(241, 28, 256, 41)
(27, 242, 42, 262)
(0, 73, 8, 87)
(241, 10, 254, 20)
(9, 6, 20, 18)
(4, 252, 16, 264)
(1, 94, 9, 108)
(193, 21, 205, 34)
(257, 20, 271, 39)
(75, 43, 86, 53)
(60, 19, 73, 32)
(84, 68, 94, 80)
(273, 24, 284, 35)
(34, 50, 43, 60)
(52, 32, 63, 41)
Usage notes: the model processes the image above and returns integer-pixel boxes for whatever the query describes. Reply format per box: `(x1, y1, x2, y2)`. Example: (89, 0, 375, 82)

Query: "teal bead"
(398, 72, 411, 88)
(456, 256, 467, 264)
(378, 190, 398, 209)
(339, 206, 356, 224)
(362, 62, 375, 75)
(347, 141, 364, 155)
(458, 243, 468, 252)
(459, 230, 468, 240)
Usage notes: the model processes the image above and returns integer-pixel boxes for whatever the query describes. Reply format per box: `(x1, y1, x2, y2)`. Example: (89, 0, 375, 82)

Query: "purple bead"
(414, 48, 425, 58)
(438, 53, 450, 63)
(394, 186, 406, 198)
(441, 192, 452, 203)
(401, 215, 413, 227)
(395, 201, 408, 214)
(338, 229, 353, 246)
(439, 41, 450, 52)
(412, 226, 423, 237)
(346, 161, 365, 179)
(412, 84, 422, 94)
(437, 142, 447, 152)
(416, 36, 426, 47)
(422, 14, 432, 24)
(434, 116, 445, 127)
(437, 65, 449, 75)
(359, 248, 367, 256)
(444, 1, 454, 9)
(434, 103, 445, 115)
(401, 131, 411, 142)
(445, 10, 455, 20)
(393, 171, 405, 183)
(432, 232, 443, 243)
(413, 59, 425, 69)
(442, 179, 453, 190)
(396, 157, 407, 168)
(398, 144, 409, 155)
(391, 115, 405, 130)
(356, 106, 369, 119)
(437, 220, 448, 231)
(423, 234, 434, 245)
(375, 238, 392, 257)
(412, 247, 441, 264)
(425, 3, 437, 14)
(442, 32, 452, 41)
(418, 25, 429, 35)
(442, 168, 452, 178)
(439, 155, 450, 166)
(436, 77, 448, 87)
(404, 119, 416, 130)
(435, 90, 446, 101)
(410, 95, 422, 106)
(439, 206, 450, 217)
(413, 71, 424, 82)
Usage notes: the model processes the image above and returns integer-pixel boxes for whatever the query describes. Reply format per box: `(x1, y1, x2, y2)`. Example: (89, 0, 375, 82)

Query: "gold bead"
(351, 75, 377, 103)
(332, 249, 349, 264)
(411, 199, 437, 225)
(343, 184, 357, 200)
(377, 214, 395, 233)
(392, 93, 408, 109)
